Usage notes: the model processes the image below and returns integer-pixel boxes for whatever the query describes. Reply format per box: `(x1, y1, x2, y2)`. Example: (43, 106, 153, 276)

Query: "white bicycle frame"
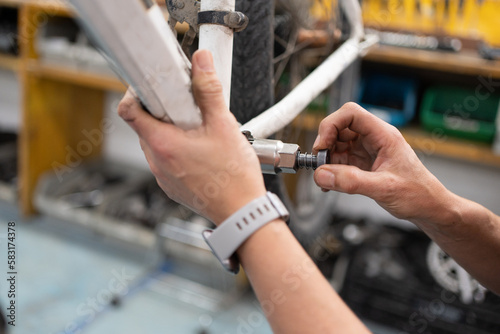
(70, 0, 377, 137)
(201, 0, 378, 139)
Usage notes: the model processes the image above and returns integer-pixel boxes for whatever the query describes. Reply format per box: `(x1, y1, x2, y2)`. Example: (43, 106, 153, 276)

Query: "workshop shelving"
(1, 0, 499, 215)
(15, 0, 125, 214)
(0, 0, 186, 214)
(26, 61, 126, 92)
(364, 45, 500, 79)
(293, 113, 500, 169)
(0, 0, 128, 213)
(401, 127, 500, 168)
(0, 53, 20, 71)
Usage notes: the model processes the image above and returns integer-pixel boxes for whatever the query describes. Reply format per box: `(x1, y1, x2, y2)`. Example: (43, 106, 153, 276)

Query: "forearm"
(237, 219, 370, 334)
(413, 190, 500, 294)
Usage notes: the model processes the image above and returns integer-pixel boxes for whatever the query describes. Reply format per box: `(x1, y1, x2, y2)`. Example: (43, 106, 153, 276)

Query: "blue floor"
(0, 200, 396, 334)
(0, 201, 273, 334)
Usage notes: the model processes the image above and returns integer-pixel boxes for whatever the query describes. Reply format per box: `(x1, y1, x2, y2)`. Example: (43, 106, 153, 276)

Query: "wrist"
(202, 192, 289, 274)
(210, 186, 267, 226)
(237, 218, 288, 256)
(411, 188, 464, 233)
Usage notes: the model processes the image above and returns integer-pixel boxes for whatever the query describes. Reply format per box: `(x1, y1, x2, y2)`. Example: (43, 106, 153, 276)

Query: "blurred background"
(0, 0, 499, 333)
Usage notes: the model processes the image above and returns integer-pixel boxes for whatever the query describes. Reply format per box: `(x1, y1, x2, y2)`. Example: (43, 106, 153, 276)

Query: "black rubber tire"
(230, 0, 337, 244)
(230, 0, 274, 124)
(231, 0, 282, 199)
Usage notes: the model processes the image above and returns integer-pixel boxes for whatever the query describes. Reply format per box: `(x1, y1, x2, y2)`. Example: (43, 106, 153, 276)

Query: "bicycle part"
(427, 242, 487, 304)
(166, 0, 200, 32)
(198, 10, 248, 32)
(241, 35, 377, 139)
(297, 150, 329, 170)
(241, 0, 377, 138)
(69, 0, 202, 129)
(243, 130, 329, 174)
(230, 0, 274, 124)
(231, 0, 345, 243)
(230, 0, 281, 228)
(199, 0, 235, 107)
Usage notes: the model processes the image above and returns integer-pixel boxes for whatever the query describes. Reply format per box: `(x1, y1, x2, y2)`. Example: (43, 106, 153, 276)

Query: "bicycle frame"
(69, 0, 377, 137)
(199, 0, 236, 107)
(200, 0, 378, 138)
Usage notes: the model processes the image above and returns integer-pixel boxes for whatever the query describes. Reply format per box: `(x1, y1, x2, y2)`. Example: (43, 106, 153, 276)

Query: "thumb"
(191, 49, 229, 126)
(314, 164, 379, 197)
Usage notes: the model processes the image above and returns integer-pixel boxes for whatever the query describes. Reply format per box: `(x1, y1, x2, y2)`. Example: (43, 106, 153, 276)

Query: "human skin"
(118, 49, 500, 332)
(312, 104, 500, 294)
(118, 49, 370, 333)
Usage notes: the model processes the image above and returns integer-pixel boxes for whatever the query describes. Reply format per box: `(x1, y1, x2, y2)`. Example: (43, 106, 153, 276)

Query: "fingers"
(313, 102, 387, 152)
(313, 164, 378, 197)
(338, 128, 359, 142)
(117, 89, 161, 137)
(191, 50, 231, 127)
(118, 88, 182, 144)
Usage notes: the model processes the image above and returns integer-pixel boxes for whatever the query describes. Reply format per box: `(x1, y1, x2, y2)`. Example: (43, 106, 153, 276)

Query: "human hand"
(117, 50, 266, 225)
(312, 102, 453, 223)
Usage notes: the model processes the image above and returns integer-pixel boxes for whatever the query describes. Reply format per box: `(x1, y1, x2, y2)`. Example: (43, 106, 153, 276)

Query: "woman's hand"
(117, 50, 266, 225)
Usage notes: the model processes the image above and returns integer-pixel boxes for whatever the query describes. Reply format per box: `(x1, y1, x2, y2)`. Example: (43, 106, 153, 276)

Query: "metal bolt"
(173, 0, 185, 9)
(296, 149, 330, 170)
(225, 11, 249, 32)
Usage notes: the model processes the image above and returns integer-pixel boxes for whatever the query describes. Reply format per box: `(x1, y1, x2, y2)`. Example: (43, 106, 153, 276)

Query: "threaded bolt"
(296, 149, 330, 170)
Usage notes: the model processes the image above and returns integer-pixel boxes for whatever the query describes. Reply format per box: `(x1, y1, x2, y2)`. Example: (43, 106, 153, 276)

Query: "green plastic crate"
(420, 85, 500, 143)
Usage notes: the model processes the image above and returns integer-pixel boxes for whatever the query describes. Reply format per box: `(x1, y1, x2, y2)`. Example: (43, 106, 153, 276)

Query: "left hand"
(117, 50, 266, 225)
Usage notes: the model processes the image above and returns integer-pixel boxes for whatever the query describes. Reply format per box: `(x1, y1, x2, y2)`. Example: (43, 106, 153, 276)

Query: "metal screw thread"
(297, 152, 317, 170)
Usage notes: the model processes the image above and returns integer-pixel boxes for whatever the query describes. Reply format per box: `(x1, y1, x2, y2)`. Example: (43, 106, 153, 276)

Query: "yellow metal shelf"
(401, 128, 500, 168)
(0, 53, 20, 71)
(364, 44, 500, 79)
(0, 0, 29, 7)
(27, 61, 126, 92)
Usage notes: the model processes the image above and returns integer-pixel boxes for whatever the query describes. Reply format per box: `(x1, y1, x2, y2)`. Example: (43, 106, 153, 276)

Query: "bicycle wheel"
(231, 0, 347, 244)
(231, 0, 274, 124)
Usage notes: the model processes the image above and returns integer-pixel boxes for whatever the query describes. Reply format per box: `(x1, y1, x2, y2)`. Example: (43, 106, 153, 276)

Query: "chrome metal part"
(252, 138, 300, 174)
(243, 131, 330, 174)
(297, 149, 330, 170)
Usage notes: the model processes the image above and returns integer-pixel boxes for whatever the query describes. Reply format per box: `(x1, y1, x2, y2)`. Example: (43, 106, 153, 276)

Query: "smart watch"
(202, 192, 289, 274)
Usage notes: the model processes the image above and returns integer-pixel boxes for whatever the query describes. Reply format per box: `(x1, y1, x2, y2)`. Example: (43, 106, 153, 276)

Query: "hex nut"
(277, 143, 300, 173)
(315, 149, 330, 169)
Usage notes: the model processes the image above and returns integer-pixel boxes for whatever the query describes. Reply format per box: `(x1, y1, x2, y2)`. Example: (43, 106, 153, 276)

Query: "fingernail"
(313, 134, 320, 148)
(196, 50, 214, 71)
(317, 169, 335, 188)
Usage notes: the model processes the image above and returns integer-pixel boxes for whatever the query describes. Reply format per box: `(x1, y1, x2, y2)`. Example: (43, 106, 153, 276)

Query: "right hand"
(313, 102, 453, 223)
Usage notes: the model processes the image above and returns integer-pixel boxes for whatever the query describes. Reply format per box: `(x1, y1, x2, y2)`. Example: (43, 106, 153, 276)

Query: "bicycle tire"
(231, 0, 338, 245)
(231, 0, 274, 124)
(231, 0, 283, 216)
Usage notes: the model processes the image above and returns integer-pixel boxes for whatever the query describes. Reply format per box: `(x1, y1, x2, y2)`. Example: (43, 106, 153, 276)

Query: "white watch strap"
(203, 192, 289, 273)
